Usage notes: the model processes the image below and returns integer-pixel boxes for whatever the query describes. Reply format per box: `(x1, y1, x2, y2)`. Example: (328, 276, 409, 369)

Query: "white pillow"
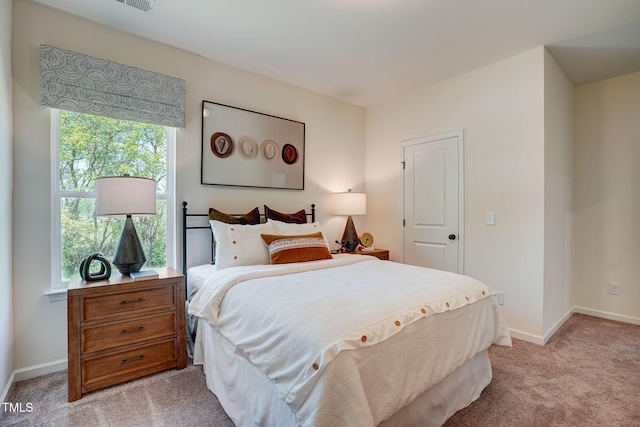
(268, 220, 330, 247)
(209, 220, 276, 270)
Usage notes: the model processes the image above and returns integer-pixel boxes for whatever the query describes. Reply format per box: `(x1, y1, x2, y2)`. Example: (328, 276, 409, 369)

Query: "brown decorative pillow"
(208, 207, 260, 225)
(261, 232, 332, 264)
(264, 205, 307, 224)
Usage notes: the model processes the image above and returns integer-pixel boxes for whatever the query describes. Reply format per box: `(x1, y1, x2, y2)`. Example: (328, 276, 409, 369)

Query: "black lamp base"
(341, 216, 360, 252)
(113, 215, 147, 275)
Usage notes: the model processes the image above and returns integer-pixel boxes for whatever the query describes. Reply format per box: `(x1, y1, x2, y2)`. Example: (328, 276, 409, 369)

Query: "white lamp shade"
(95, 176, 157, 217)
(333, 192, 366, 216)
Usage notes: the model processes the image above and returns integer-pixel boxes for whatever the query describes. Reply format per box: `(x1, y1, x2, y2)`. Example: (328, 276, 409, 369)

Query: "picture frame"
(201, 100, 305, 190)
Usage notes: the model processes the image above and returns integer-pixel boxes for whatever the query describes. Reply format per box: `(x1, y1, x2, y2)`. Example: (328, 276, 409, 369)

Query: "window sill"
(45, 288, 67, 302)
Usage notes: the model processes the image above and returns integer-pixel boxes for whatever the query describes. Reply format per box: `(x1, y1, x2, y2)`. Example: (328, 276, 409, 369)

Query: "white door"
(402, 131, 463, 273)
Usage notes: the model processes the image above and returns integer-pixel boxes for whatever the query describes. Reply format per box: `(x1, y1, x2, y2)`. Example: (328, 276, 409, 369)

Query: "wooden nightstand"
(350, 248, 390, 260)
(67, 267, 186, 401)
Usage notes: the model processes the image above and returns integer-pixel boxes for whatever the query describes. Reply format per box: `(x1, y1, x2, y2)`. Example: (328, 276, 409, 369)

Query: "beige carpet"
(446, 313, 640, 426)
(0, 361, 232, 427)
(2, 313, 639, 426)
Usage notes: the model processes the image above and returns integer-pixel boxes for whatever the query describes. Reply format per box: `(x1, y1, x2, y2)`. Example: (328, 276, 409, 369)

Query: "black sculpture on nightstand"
(79, 252, 111, 282)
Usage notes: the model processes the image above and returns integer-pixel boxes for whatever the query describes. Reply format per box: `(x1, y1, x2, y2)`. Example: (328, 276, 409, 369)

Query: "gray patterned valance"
(40, 44, 185, 129)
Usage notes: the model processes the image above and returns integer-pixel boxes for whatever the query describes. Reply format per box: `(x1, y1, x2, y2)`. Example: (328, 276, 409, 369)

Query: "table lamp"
(333, 189, 366, 252)
(95, 176, 156, 275)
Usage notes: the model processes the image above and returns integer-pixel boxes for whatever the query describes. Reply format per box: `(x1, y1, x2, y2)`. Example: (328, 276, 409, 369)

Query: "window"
(51, 110, 176, 289)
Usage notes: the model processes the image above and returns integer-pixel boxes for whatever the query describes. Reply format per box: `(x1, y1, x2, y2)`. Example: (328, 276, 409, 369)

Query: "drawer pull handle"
(120, 298, 145, 305)
(121, 355, 145, 365)
(120, 327, 145, 335)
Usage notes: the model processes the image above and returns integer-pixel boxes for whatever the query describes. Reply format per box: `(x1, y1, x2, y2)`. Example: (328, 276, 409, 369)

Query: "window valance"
(40, 44, 185, 129)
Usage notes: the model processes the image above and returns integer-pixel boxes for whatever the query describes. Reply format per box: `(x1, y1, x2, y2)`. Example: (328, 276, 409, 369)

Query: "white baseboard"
(507, 310, 574, 346)
(1, 370, 16, 403)
(573, 306, 640, 325)
(1, 358, 67, 403)
(542, 308, 575, 344)
(507, 306, 640, 347)
(507, 328, 545, 345)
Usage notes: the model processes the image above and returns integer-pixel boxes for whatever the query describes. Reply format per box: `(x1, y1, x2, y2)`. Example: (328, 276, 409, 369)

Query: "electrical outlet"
(495, 291, 504, 305)
(608, 282, 620, 295)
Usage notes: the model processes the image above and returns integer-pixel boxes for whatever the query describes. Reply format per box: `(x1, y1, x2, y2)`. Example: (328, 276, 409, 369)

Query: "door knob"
(448, 234, 456, 240)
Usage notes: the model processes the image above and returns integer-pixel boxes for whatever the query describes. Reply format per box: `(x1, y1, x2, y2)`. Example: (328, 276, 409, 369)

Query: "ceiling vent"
(115, 0, 155, 13)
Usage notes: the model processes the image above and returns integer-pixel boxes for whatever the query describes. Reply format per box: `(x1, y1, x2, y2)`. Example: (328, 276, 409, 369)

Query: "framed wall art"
(201, 100, 305, 190)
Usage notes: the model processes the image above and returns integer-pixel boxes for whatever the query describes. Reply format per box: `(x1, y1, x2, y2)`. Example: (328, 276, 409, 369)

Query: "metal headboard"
(181, 201, 316, 276)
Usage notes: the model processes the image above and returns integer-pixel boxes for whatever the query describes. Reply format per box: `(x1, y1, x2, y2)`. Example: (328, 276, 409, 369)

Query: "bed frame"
(181, 201, 316, 275)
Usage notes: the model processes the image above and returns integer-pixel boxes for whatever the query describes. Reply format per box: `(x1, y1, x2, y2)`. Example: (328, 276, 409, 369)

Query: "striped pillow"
(261, 232, 332, 265)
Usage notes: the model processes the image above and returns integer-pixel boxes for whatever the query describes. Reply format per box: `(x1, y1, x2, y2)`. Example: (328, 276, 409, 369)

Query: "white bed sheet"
(190, 256, 511, 426)
(187, 263, 217, 301)
(186, 264, 217, 358)
(195, 301, 494, 427)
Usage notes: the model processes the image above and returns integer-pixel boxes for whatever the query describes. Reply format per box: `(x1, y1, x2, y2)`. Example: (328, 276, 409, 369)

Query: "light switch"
(486, 211, 495, 225)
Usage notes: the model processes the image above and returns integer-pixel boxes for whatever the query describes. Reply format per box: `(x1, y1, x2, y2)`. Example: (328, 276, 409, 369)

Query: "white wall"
(366, 48, 547, 339)
(1, 0, 14, 396)
(11, 1, 364, 370)
(574, 70, 640, 320)
(542, 49, 575, 335)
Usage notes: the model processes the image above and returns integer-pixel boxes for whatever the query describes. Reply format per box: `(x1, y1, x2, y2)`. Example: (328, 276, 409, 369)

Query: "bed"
(182, 202, 511, 427)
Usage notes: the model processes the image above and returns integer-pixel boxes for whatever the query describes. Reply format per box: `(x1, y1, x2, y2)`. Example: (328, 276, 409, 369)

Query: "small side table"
(349, 248, 389, 260)
(67, 267, 186, 401)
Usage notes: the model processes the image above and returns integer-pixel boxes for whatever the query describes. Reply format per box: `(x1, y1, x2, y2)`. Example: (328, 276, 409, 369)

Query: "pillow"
(209, 207, 260, 225)
(209, 220, 276, 270)
(268, 219, 330, 248)
(261, 232, 332, 265)
(269, 219, 323, 235)
(264, 205, 307, 224)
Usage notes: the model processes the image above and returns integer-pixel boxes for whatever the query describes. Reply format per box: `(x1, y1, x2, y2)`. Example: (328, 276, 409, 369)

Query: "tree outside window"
(56, 110, 171, 282)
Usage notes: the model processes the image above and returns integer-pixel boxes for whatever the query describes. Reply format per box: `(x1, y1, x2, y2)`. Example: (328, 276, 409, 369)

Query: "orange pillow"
(261, 232, 332, 264)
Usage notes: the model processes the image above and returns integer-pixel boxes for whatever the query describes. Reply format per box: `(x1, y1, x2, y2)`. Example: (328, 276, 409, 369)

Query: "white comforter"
(189, 255, 511, 426)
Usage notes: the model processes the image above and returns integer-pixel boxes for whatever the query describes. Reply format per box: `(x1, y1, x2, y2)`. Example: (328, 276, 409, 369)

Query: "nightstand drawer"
(82, 339, 176, 386)
(82, 285, 176, 322)
(82, 312, 177, 354)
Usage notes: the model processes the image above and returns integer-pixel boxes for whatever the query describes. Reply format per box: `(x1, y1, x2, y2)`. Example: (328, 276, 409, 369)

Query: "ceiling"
(31, 0, 640, 107)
